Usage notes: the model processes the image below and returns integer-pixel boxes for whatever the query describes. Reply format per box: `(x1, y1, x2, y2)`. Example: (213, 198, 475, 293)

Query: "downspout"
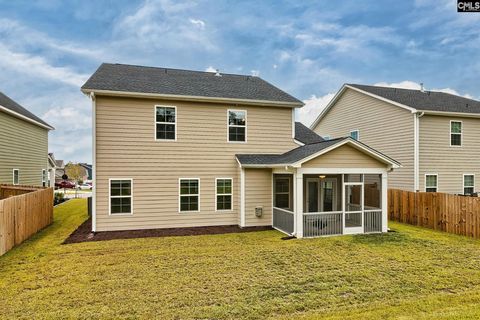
(90, 92, 97, 232)
(413, 111, 425, 192)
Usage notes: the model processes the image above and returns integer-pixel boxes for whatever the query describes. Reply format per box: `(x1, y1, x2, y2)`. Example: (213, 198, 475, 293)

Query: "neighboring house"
(0, 91, 54, 186)
(47, 153, 57, 187)
(79, 163, 93, 180)
(81, 63, 399, 238)
(312, 84, 480, 195)
(55, 159, 65, 182)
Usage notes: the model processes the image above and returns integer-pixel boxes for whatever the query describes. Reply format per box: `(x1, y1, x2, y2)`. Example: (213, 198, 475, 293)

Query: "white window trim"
(274, 176, 292, 209)
(227, 109, 247, 143)
(12, 169, 19, 185)
(108, 178, 133, 216)
(154, 105, 177, 142)
(463, 173, 475, 195)
(215, 177, 233, 212)
(450, 120, 462, 147)
(425, 173, 438, 192)
(350, 129, 360, 141)
(179, 178, 201, 213)
(42, 169, 46, 187)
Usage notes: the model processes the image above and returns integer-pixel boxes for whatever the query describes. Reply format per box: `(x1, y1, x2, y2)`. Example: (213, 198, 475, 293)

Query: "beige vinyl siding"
(0, 111, 48, 186)
(419, 115, 480, 194)
(302, 144, 385, 168)
(95, 96, 297, 231)
(245, 168, 272, 226)
(313, 88, 414, 190)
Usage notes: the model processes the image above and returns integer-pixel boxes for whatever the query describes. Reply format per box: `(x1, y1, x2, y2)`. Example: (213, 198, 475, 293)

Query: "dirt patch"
(64, 218, 273, 244)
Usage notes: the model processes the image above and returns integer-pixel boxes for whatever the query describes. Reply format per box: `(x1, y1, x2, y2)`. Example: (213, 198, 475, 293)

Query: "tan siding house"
(82, 63, 400, 238)
(0, 92, 53, 186)
(312, 83, 480, 195)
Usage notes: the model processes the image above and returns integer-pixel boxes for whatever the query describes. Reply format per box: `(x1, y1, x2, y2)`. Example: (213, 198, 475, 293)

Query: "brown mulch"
(63, 218, 273, 244)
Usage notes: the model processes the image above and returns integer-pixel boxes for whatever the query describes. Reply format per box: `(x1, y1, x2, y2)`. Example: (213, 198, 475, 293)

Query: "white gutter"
(81, 89, 304, 108)
(0, 105, 54, 130)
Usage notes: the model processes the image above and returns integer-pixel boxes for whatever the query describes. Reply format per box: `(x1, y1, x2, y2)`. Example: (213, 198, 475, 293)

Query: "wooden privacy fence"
(388, 188, 480, 239)
(0, 185, 53, 256)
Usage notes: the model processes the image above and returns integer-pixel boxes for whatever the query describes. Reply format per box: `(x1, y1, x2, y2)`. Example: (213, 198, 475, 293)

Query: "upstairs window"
(350, 130, 359, 140)
(179, 179, 200, 212)
(155, 106, 176, 140)
(425, 174, 437, 192)
(228, 110, 247, 142)
(464, 174, 475, 195)
(450, 121, 462, 146)
(110, 179, 133, 215)
(13, 169, 19, 185)
(42, 169, 47, 187)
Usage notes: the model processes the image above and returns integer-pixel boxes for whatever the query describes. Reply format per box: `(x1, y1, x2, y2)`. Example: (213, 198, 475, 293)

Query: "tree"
(65, 163, 84, 198)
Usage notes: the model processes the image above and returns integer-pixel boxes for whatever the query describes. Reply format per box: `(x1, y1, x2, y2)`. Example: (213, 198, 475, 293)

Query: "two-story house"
(0, 91, 54, 186)
(81, 63, 399, 238)
(312, 84, 480, 195)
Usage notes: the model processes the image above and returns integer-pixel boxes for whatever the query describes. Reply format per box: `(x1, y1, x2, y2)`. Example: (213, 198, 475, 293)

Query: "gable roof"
(81, 63, 304, 107)
(348, 84, 480, 114)
(0, 92, 53, 130)
(311, 83, 480, 129)
(236, 137, 400, 169)
(294, 122, 324, 145)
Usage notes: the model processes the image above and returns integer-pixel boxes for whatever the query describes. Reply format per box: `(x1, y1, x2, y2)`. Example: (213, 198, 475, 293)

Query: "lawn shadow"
(351, 229, 410, 245)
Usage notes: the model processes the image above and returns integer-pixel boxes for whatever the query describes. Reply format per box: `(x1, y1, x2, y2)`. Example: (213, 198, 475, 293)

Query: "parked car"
(77, 183, 92, 190)
(55, 180, 76, 189)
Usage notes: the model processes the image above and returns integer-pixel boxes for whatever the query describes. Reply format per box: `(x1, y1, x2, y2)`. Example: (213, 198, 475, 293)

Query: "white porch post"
(295, 172, 303, 238)
(382, 172, 388, 232)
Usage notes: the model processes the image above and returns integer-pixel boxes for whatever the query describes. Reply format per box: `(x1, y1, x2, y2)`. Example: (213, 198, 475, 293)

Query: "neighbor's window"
(110, 179, 132, 214)
(274, 177, 291, 209)
(216, 178, 232, 211)
(425, 174, 438, 192)
(350, 130, 359, 140)
(155, 106, 176, 140)
(13, 169, 19, 185)
(464, 174, 475, 195)
(228, 110, 246, 142)
(179, 179, 199, 212)
(450, 121, 462, 146)
(42, 169, 47, 187)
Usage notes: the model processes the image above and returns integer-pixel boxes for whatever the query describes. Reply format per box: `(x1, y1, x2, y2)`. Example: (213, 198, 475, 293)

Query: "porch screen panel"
(274, 175, 293, 211)
(364, 174, 381, 210)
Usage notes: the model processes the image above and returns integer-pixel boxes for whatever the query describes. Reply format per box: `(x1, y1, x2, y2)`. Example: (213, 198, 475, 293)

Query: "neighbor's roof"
(81, 63, 304, 107)
(236, 137, 400, 168)
(348, 84, 480, 114)
(0, 92, 53, 130)
(294, 122, 324, 145)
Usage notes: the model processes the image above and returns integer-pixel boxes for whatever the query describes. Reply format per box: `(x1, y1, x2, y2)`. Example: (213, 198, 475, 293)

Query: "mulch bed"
(64, 218, 273, 244)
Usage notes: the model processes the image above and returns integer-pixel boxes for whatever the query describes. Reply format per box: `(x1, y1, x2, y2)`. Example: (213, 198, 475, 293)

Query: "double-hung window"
(350, 130, 359, 140)
(228, 110, 247, 142)
(42, 169, 47, 187)
(450, 121, 462, 146)
(464, 174, 475, 195)
(425, 174, 438, 192)
(13, 169, 19, 185)
(216, 178, 232, 211)
(110, 179, 133, 215)
(179, 179, 200, 212)
(155, 106, 176, 140)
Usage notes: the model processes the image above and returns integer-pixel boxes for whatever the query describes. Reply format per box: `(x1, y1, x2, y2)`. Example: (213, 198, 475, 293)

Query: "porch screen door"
(344, 183, 363, 234)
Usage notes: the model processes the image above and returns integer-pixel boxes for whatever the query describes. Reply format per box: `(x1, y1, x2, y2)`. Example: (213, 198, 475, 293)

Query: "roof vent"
(215, 69, 221, 77)
(420, 82, 425, 93)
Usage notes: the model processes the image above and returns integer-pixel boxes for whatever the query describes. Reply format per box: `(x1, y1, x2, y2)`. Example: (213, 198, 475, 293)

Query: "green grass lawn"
(2, 199, 480, 319)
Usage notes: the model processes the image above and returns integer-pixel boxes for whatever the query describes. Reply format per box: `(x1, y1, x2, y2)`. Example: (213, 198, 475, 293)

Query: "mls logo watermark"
(458, 1, 480, 12)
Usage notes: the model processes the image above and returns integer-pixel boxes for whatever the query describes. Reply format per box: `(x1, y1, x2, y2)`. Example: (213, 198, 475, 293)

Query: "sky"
(0, 0, 479, 163)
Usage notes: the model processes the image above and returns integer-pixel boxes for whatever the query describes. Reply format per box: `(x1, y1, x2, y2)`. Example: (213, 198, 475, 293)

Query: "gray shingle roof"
(82, 63, 303, 106)
(295, 122, 324, 144)
(236, 137, 400, 167)
(349, 84, 480, 114)
(0, 92, 52, 128)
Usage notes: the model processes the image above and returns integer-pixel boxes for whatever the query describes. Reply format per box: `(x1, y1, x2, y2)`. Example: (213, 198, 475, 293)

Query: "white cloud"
(251, 70, 260, 76)
(189, 18, 205, 30)
(374, 81, 474, 99)
(205, 66, 217, 72)
(296, 93, 336, 127)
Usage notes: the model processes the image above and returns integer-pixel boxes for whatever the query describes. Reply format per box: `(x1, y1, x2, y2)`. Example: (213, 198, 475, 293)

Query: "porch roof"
(236, 137, 401, 169)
